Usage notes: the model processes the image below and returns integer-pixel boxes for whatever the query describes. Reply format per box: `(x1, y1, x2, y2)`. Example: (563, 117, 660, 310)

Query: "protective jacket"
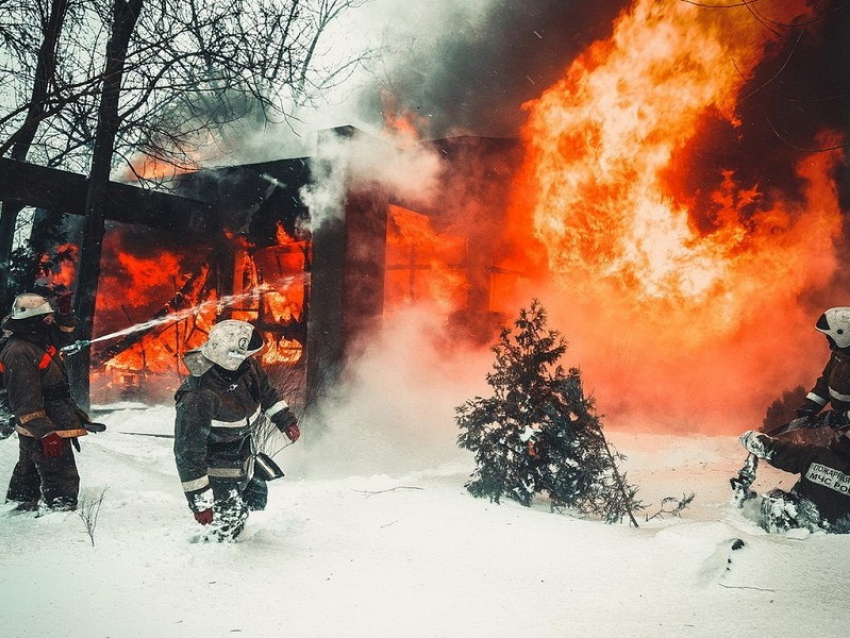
(0, 314, 85, 440)
(798, 350, 850, 417)
(767, 438, 850, 526)
(173, 357, 290, 510)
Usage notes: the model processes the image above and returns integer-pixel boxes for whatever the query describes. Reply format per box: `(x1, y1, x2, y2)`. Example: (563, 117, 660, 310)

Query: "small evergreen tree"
(762, 385, 807, 433)
(456, 300, 642, 525)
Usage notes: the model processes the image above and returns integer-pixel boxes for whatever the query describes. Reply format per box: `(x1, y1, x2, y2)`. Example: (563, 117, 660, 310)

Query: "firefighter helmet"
(816, 307, 850, 350)
(10, 293, 53, 320)
(200, 320, 264, 371)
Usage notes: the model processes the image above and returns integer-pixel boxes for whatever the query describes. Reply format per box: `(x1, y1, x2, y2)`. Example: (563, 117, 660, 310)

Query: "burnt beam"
(0, 157, 214, 234)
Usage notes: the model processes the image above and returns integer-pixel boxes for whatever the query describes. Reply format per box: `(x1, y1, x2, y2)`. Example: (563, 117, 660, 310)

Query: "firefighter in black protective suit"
(738, 307, 850, 532)
(1, 292, 104, 512)
(173, 319, 300, 541)
(739, 426, 850, 533)
(794, 307, 850, 426)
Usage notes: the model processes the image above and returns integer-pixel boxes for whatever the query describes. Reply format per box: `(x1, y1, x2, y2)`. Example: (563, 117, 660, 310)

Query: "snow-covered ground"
(1, 404, 849, 638)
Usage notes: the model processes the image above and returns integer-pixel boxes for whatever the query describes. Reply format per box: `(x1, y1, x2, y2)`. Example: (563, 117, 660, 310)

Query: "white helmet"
(10, 293, 53, 320)
(816, 307, 850, 349)
(199, 320, 264, 371)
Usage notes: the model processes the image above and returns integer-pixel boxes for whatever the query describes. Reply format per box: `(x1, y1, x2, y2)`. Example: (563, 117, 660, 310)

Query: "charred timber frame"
(305, 127, 389, 409)
(0, 157, 215, 234)
(0, 157, 216, 408)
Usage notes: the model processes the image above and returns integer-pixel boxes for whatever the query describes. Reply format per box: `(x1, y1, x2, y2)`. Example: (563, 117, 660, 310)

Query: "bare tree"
(0, 0, 79, 306)
(1, 0, 373, 179)
(0, 0, 373, 405)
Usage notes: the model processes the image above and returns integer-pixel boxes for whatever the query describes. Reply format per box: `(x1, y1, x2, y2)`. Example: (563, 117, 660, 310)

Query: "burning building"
(40, 127, 525, 411)
(3, 0, 848, 435)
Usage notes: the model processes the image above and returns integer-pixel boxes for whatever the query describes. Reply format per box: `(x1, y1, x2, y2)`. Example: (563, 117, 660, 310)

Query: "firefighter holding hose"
(1, 291, 105, 513)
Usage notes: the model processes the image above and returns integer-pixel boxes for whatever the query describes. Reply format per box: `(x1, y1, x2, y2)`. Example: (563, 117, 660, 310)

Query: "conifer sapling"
(456, 300, 642, 525)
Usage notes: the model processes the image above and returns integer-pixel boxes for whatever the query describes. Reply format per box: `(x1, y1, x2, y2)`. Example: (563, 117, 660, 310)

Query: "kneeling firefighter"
(735, 308, 850, 532)
(739, 426, 850, 533)
(173, 319, 300, 541)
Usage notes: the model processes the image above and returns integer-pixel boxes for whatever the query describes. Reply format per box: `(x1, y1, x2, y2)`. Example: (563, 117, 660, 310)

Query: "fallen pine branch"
(352, 486, 424, 498)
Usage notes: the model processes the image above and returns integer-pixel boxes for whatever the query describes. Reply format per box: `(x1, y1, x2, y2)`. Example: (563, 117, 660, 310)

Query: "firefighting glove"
(283, 423, 300, 443)
(190, 488, 214, 524)
(41, 432, 65, 458)
(273, 408, 300, 443)
(739, 430, 774, 460)
(795, 399, 821, 420)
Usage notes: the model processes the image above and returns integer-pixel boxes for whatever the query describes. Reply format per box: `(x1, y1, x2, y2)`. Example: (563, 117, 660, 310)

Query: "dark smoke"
(681, 1, 850, 216)
(357, 0, 849, 156)
(357, 0, 629, 138)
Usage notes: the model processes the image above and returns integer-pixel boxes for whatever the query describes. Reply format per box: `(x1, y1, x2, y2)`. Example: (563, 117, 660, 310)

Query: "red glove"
(41, 432, 65, 458)
(283, 423, 300, 443)
(194, 509, 214, 525)
(273, 408, 300, 442)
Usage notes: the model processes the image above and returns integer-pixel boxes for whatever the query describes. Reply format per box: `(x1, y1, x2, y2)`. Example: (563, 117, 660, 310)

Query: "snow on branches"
(456, 300, 643, 525)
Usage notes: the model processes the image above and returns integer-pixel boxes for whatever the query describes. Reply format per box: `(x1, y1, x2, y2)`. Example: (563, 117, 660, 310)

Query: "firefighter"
(739, 426, 850, 533)
(793, 307, 850, 429)
(173, 319, 300, 541)
(1, 291, 92, 511)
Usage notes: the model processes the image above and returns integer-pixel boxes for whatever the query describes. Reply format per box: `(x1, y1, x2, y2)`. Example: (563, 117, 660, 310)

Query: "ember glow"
(120, 153, 198, 183)
(505, 0, 846, 432)
(37, 243, 78, 290)
(119, 132, 221, 183)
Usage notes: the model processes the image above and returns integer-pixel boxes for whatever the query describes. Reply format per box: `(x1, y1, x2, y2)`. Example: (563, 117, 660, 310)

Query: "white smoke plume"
(291, 306, 493, 478)
(300, 129, 444, 231)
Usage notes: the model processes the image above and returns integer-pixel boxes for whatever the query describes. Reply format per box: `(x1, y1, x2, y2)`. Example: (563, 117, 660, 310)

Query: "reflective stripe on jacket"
(173, 357, 286, 502)
(0, 330, 83, 440)
(803, 351, 850, 414)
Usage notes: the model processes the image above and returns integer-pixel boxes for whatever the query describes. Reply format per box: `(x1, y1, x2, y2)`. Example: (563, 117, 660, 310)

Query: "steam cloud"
(300, 130, 444, 231)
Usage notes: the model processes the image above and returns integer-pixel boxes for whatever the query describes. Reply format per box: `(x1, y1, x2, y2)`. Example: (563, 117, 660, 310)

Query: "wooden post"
(305, 127, 389, 410)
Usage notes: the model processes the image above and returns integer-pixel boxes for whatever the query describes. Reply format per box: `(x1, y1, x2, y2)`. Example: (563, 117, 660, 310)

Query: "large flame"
(507, 0, 845, 432)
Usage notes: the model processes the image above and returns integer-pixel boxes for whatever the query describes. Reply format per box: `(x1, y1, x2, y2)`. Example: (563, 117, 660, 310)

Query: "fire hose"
(60, 339, 92, 355)
(730, 452, 759, 507)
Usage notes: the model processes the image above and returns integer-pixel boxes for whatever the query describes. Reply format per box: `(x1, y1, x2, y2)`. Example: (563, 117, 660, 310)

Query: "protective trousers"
(207, 478, 249, 541)
(759, 488, 824, 534)
(6, 435, 79, 510)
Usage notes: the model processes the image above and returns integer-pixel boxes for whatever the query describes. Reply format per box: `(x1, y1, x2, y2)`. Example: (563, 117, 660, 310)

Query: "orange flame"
(120, 153, 198, 182)
(37, 243, 78, 290)
(506, 0, 844, 432)
(384, 205, 468, 315)
(379, 87, 430, 145)
(119, 130, 223, 183)
(90, 224, 307, 402)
